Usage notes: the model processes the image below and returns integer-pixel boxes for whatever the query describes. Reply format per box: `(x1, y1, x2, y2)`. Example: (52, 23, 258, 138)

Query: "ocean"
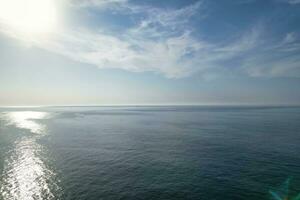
(0, 106, 300, 200)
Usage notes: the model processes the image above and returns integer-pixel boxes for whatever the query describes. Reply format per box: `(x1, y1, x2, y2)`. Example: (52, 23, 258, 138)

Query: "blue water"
(0, 106, 300, 200)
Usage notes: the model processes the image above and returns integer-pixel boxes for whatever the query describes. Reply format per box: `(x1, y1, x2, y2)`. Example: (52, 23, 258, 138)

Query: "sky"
(0, 0, 300, 106)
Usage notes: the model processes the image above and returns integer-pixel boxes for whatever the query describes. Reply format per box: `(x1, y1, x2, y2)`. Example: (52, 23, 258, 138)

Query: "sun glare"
(0, 0, 57, 35)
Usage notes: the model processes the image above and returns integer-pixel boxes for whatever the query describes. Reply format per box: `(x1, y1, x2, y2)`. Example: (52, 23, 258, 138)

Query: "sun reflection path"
(0, 111, 61, 200)
(1, 111, 49, 134)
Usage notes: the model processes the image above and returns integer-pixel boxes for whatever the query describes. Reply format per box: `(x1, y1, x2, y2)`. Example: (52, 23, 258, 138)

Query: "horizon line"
(1, 103, 300, 108)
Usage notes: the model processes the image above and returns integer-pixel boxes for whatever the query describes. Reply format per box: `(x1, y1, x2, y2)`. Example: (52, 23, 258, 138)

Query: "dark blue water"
(0, 106, 300, 200)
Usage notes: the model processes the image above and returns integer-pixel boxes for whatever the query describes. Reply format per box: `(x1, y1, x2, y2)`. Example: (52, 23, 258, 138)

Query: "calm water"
(0, 106, 300, 200)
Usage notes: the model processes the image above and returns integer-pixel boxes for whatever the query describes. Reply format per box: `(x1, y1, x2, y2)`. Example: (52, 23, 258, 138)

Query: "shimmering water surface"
(0, 106, 300, 200)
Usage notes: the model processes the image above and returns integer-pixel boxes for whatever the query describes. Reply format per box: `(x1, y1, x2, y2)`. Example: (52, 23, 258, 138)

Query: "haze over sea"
(0, 106, 300, 200)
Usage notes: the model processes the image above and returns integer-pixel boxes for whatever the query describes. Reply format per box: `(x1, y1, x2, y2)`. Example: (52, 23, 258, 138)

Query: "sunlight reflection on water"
(1, 111, 49, 134)
(0, 111, 60, 200)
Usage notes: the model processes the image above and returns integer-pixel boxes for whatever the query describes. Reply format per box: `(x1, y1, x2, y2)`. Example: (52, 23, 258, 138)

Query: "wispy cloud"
(241, 0, 300, 4)
(283, 0, 300, 4)
(243, 55, 300, 78)
(242, 32, 300, 77)
(70, 0, 128, 8)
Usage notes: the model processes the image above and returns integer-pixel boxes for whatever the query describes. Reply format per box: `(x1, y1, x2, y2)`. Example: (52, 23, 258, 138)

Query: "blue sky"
(0, 0, 300, 105)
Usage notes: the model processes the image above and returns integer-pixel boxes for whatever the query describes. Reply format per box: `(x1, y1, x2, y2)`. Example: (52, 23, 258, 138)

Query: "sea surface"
(0, 106, 300, 200)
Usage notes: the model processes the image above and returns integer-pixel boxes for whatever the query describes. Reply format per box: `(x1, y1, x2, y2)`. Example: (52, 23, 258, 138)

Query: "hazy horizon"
(1, 103, 300, 108)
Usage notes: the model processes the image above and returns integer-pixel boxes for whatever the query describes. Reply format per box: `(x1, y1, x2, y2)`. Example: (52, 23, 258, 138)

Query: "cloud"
(283, 32, 297, 43)
(39, 29, 211, 78)
(242, 32, 300, 77)
(39, 24, 261, 78)
(70, 0, 128, 8)
(241, 0, 300, 4)
(58, 1, 266, 78)
(263, 32, 300, 52)
(284, 0, 300, 4)
(243, 56, 300, 78)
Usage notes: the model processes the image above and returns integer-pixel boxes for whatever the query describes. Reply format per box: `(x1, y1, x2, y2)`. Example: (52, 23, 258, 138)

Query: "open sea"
(0, 106, 300, 200)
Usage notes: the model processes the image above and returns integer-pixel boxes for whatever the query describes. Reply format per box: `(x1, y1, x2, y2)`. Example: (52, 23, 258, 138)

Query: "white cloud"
(243, 55, 300, 78)
(284, 0, 300, 4)
(284, 32, 297, 43)
(70, 0, 128, 8)
(241, 32, 300, 78)
(243, 0, 300, 4)
(265, 32, 300, 52)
